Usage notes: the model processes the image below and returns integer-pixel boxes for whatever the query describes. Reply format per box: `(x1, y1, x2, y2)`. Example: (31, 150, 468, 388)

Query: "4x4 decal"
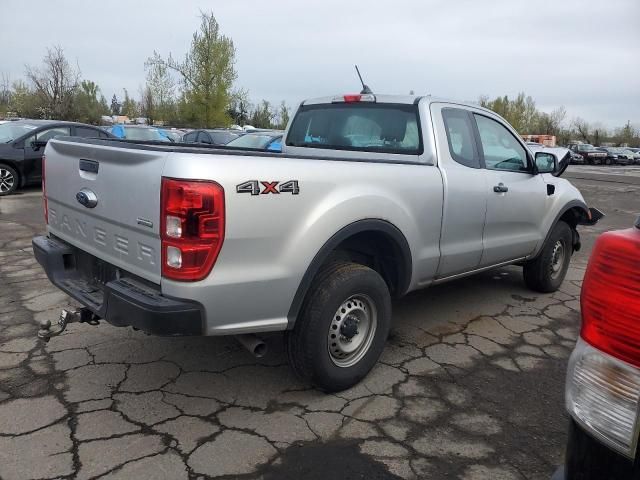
(236, 180, 300, 195)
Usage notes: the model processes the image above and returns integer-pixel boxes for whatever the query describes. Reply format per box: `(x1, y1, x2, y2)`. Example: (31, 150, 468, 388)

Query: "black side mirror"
(535, 151, 557, 174)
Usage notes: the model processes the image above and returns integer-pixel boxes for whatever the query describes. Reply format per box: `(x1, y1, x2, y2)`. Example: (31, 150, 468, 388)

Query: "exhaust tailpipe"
(235, 334, 268, 358)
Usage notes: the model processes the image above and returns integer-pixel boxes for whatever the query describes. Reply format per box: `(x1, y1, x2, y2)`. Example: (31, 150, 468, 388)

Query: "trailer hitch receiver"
(37, 308, 99, 342)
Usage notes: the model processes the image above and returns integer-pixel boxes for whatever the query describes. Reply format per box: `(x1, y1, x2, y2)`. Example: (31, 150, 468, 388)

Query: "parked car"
(109, 125, 171, 142)
(568, 144, 607, 165)
(33, 93, 601, 391)
(597, 147, 635, 166)
(0, 120, 113, 196)
(181, 129, 242, 146)
(568, 150, 585, 165)
(225, 130, 283, 152)
(554, 217, 640, 480)
(159, 129, 186, 143)
(624, 149, 640, 165)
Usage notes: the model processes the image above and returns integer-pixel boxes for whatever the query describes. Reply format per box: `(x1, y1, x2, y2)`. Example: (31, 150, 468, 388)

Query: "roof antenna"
(355, 65, 373, 94)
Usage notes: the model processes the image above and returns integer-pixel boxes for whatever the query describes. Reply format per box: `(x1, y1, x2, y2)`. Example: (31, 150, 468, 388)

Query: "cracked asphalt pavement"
(1, 167, 639, 480)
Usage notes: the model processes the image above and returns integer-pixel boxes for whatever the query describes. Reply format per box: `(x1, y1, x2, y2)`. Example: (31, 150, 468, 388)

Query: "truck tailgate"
(44, 139, 167, 284)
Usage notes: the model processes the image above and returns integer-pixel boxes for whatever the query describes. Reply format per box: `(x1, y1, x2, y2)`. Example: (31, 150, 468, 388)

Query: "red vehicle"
(555, 217, 640, 479)
(568, 144, 607, 165)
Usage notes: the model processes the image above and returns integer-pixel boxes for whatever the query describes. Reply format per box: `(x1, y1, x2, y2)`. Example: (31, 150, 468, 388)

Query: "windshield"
(123, 127, 169, 142)
(0, 123, 38, 143)
(577, 144, 595, 151)
(226, 134, 277, 149)
(286, 103, 422, 155)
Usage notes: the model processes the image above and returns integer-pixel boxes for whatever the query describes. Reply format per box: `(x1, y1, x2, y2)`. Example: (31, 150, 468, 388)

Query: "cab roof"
(299, 93, 505, 122)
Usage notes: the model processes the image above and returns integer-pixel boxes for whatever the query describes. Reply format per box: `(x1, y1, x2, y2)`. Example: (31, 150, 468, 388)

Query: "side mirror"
(535, 151, 557, 174)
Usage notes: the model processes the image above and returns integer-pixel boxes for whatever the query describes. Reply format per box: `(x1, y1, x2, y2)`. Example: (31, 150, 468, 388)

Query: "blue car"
(109, 125, 171, 142)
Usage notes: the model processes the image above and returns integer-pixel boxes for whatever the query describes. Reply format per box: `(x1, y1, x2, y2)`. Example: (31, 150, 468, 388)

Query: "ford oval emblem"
(76, 188, 98, 208)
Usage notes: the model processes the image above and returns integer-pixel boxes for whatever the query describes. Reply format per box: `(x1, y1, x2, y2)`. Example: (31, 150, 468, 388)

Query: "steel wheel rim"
(550, 240, 566, 280)
(328, 294, 377, 368)
(0, 168, 15, 193)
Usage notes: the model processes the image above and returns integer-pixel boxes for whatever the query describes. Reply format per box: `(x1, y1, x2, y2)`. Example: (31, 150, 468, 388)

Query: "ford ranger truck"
(32, 93, 601, 391)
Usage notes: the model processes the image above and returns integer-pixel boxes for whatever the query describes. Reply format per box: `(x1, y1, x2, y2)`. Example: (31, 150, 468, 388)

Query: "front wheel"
(0, 164, 19, 196)
(285, 262, 391, 392)
(523, 221, 573, 293)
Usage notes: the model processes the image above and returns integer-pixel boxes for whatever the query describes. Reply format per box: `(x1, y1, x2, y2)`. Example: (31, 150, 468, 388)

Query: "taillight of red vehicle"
(42, 155, 48, 224)
(581, 228, 640, 367)
(160, 178, 225, 281)
(566, 223, 640, 458)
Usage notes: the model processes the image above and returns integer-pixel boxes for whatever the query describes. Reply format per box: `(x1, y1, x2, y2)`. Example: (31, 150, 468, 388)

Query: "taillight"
(160, 178, 225, 281)
(332, 94, 376, 103)
(581, 228, 640, 368)
(42, 155, 48, 224)
(566, 225, 640, 458)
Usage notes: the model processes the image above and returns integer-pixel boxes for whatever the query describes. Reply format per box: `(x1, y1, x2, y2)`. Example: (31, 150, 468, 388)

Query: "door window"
(76, 127, 102, 138)
(474, 115, 528, 172)
(442, 108, 480, 168)
(36, 127, 71, 143)
(182, 131, 197, 142)
(196, 131, 212, 144)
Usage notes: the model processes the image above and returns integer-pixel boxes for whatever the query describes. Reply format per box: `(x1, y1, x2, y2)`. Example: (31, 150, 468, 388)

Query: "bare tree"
(0, 73, 11, 111)
(25, 46, 80, 119)
(143, 55, 175, 124)
(572, 118, 592, 144)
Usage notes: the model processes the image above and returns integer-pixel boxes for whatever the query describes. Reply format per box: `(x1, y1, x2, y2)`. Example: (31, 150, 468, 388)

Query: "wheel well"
(558, 206, 589, 252)
(559, 206, 589, 230)
(327, 230, 406, 296)
(286, 220, 412, 329)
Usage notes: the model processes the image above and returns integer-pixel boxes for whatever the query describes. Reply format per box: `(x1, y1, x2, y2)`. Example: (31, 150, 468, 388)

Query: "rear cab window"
(286, 102, 423, 156)
(441, 108, 480, 168)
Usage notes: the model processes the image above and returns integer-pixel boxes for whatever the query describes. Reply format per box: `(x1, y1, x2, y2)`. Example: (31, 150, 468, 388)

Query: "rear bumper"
(555, 419, 639, 480)
(32, 235, 204, 335)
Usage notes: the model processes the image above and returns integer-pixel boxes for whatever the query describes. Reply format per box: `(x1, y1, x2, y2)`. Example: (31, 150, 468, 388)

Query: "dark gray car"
(0, 120, 113, 195)
(182, 129, 243, 146)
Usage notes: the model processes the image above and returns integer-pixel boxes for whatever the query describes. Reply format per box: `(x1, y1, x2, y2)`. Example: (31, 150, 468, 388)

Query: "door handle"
(493, 183, 509, 193)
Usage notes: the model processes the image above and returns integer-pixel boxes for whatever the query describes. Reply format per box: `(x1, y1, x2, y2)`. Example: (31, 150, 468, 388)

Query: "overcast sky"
(1, 0, 639, 127)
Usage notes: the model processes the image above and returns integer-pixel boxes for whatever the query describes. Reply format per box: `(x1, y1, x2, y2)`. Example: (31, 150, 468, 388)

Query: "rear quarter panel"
(161, 153, 443, 334)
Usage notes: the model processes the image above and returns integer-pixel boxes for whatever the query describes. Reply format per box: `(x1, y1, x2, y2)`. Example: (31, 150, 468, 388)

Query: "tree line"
(479, 93, 639, 147)
(0, 12, 289, 130)
(0, 10, 637, 145)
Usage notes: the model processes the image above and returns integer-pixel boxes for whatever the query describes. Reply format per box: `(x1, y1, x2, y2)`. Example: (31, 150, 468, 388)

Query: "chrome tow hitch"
(37, 308, 99, 342)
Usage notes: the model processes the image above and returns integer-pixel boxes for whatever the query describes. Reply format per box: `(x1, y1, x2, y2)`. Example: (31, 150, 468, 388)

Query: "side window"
(197, 132, 212, 144)
(183, 132, 197, 142)
(36, 127, 71, 143)
(474, 115, 528, 172)
(76, 127, 101, 138)
(441, 108, 479, 168)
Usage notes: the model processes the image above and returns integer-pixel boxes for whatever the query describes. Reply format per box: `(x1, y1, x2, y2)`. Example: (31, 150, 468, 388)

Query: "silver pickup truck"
(33, 93, 601, 391)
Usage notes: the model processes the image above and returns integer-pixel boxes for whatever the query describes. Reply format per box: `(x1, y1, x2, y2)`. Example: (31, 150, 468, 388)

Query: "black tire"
(523, 221, 573, 293)
(605, 157, 612, 166)
(0, 164, 19, 196)
(285, 262, 391, 392)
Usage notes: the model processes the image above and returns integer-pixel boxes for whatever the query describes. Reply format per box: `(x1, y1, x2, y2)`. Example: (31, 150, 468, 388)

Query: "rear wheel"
(0, 164, 18, 196)
(285, 262, 391, 392)
(523, 221, 573, 293)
